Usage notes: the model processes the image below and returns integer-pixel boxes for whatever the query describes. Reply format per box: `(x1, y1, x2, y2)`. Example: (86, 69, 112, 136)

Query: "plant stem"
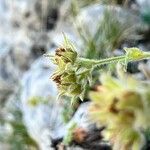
(93, 55, 126, 65)
(77, 51, 150, 68)
(77, 55, 126, 67)
(142, 52, 150, 59)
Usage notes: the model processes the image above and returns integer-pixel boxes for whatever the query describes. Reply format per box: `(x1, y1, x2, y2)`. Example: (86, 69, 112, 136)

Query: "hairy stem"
(77, 55, 126, 68)
(77, 51, 150, 68)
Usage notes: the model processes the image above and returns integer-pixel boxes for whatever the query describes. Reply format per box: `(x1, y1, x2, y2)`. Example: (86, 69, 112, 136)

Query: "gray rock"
(0, 0, 62, 103)
(21, 57, 66, 150)
(0, 46, 30, 102)
(136, 0, 150, 8)
(49, 19, 81, 52)
(65, 102, 110, 150)
(0, 0, 61, 31)
(0, 29, 34, 102)
(138, 61, 150, 80)
(67, 102, 94, 131)
(76, 4, 141, 38)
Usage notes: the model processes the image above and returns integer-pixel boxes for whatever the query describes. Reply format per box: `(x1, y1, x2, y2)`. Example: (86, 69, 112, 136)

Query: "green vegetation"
(0, 107, 38, 150)
(47, 35, 150, 149)
(47, 36, 150, 103)
(89, 70, 150, 150)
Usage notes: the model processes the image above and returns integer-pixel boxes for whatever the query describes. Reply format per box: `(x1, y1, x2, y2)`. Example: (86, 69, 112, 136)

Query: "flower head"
(89, 72, 150, 150)
(54, 47, 77, 64)
(51, 68, 82, 99)
(49, 36, 90, 102)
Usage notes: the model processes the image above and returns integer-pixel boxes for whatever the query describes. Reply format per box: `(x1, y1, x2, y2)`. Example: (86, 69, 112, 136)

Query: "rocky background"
(0, 0, 150, 150)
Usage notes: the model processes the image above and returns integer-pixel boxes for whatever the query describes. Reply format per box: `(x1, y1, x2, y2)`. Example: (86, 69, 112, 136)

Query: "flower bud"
(124, 47, 144, 61)
(52, 68, 83, 100)
(55, 47, 77, 64)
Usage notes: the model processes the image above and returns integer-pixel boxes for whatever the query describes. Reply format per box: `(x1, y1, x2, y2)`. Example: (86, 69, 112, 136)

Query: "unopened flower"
(124, 47, 150, 61)
(55, 47, 77, 64)
(48, 37, 94, 102)
(52, 70, 82, 99)
(50, 38, 85, 102)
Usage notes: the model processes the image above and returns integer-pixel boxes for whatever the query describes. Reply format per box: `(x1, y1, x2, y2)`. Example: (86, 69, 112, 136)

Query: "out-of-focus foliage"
(89, 69, 150, 150)
(63, 122, 77, 145)
(75, 8, 139, 59)
(61, 97, 79, 123)
(100, 0, 129, 5)
(69, 0, 130, 16)
(64, 0, 100, 18)
(141, 8, 150, 25)
(74, 0, 100, 7)
(143, 128, 150, 150)
(27, 96, 49, 107)
(0, 108, 38, 150)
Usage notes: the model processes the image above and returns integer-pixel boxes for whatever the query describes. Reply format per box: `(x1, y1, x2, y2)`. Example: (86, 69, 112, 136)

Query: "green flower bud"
(55, 47, 77, 64)
(124, 47, 144, 60)
(61, 71, 77, 84)
(52, 67, 83, 100)
(69, 84, 82, 96)
(52, 71, 74, 87)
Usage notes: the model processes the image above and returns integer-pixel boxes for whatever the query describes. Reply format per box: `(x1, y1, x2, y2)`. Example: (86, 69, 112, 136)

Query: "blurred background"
(0, 0, 150, 150)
